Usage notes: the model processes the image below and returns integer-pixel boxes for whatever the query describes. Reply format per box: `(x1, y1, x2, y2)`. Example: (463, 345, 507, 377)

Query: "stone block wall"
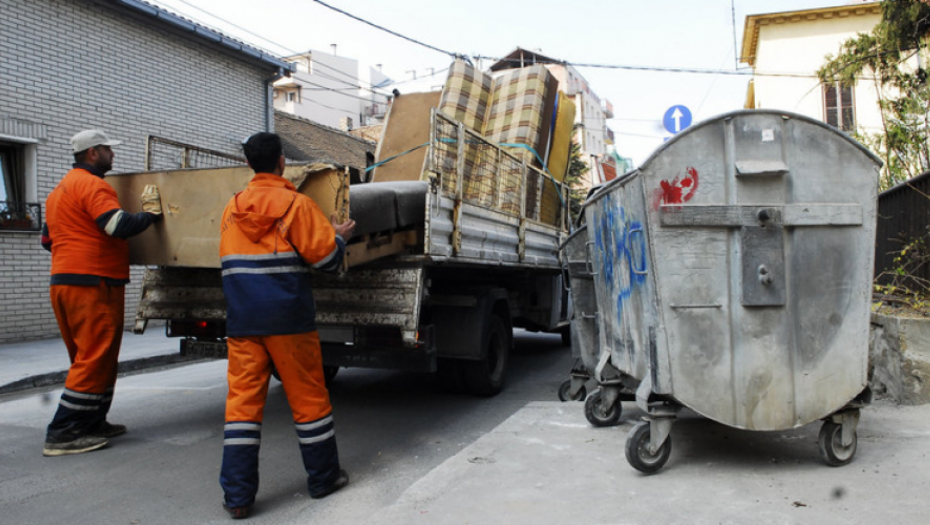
(870, 313, 930, 405)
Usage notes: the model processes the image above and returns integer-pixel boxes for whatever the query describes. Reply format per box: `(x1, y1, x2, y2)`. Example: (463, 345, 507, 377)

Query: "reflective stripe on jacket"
(220, 172, 345, 337)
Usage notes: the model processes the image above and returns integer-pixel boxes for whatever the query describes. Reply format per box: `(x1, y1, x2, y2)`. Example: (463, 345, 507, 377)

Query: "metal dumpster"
(573, 110, 880, 472)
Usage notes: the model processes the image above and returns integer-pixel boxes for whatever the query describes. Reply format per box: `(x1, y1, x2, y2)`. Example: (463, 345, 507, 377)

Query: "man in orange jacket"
(42, 129, 163, 457)
(219, 132, 355, 519)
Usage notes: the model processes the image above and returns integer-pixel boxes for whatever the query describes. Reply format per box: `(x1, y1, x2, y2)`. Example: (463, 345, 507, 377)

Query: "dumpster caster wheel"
(626, 421, 671, 474)
(818, 420, 857, 466)
(558, 380, 586, 402)
(584, 389, 621, 426)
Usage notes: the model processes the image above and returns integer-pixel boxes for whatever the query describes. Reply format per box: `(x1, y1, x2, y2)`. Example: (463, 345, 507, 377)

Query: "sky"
(147, 0, 859, 166)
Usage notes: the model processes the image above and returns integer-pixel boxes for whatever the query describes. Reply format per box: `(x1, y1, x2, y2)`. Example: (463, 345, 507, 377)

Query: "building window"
(823, 82, 855, 132)
(0, 139, 40, 232)
(286, 91, 298, 103)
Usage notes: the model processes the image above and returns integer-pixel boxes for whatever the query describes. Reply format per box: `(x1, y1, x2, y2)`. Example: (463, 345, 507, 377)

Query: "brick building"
(0, 0, 292, 344)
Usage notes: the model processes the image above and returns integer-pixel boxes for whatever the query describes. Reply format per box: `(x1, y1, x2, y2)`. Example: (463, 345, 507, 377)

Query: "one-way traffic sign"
(663, 105, 692, 134)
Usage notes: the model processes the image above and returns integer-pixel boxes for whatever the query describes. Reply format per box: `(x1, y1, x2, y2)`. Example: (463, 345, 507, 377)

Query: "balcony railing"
(0, 201, 42, 232)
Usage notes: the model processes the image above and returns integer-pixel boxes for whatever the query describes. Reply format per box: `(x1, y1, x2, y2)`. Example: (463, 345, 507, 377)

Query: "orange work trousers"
(46, 282, 124, 440)
(51, 282, 124, 394)
(225, 332, 331, 423)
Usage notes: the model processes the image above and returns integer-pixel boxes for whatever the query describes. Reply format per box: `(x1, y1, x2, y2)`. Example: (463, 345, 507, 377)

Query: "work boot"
(310, 469, 349, 499)
(87, 421, 127, 438)
(222, 503, 251, 520)
(43, 436, 109, 457)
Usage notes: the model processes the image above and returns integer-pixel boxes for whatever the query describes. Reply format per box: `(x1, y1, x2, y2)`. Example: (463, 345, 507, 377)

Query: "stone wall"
(870, 313, 930, 405)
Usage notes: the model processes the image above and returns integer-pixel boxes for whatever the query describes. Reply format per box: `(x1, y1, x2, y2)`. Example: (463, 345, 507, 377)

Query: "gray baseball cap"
(70, 129, 122, 153)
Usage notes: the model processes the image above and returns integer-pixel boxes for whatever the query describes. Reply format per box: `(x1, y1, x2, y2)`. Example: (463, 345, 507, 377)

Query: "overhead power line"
(311, 0, 459, 58)
(172, 0, 388, 93)
(475, 56, 821, 78)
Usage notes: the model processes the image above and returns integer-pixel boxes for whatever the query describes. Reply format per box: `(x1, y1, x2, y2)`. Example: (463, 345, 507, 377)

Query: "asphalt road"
(0, 330, 574, 525)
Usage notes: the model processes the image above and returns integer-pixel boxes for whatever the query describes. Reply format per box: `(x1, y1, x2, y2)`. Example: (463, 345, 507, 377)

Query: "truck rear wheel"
(463, 315, 510, 397)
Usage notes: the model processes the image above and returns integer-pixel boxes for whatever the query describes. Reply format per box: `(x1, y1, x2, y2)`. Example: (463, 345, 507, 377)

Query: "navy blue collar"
(73, 162, 106, 178)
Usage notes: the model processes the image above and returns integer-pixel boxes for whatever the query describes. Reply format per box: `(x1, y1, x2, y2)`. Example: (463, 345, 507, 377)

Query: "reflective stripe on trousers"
(220, 332, 340, 507)
(46, 282, 123, 441)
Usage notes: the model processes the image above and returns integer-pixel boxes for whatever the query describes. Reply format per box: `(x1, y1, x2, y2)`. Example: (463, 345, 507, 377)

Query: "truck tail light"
(167, 319, 226, 339)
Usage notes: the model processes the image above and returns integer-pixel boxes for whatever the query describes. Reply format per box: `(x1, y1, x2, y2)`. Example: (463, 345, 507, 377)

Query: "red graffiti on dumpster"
(653, 167, 699, 210)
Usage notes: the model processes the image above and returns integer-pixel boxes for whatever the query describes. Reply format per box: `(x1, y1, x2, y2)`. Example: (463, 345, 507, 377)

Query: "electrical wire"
(168, 0, 393, 95)
(289, 77, 391, 103)
(173, 0, 298, 57)
(310, 0, 459, 58)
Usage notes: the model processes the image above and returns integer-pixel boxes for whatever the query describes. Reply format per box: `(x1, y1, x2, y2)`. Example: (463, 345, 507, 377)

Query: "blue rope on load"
(498, 142, 568, 210)
(364, 142, 429, 173)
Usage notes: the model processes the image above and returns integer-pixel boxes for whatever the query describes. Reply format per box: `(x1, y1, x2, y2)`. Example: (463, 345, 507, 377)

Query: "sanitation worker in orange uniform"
(41, 129, 163, 457)
(218, 132, 355, 519)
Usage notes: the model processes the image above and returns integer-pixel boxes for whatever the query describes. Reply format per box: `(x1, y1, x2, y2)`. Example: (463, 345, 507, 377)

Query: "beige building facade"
(740, 2, 883, 136)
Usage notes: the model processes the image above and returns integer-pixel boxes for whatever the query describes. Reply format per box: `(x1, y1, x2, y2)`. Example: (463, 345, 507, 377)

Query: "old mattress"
(540, 92, 576, 225)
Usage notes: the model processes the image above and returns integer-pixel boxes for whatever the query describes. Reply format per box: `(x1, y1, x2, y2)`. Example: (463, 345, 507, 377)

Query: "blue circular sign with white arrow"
(663, 105, 692, 134)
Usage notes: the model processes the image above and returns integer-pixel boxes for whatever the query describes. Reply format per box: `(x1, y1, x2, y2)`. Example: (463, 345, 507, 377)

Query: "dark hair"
(73, 150, 89, 163)
(242, 132, 282, 173)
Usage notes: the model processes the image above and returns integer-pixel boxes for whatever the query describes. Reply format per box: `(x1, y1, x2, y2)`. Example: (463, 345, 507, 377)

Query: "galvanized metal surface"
(425, 193, 563, 268)
(582, 110, 880, 431)
(585, 171, 658, 390)
(562, 227, 599, 371)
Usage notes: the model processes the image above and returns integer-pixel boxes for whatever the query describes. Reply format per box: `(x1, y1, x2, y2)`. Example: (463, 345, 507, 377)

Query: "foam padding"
(349, 183, 397, 236)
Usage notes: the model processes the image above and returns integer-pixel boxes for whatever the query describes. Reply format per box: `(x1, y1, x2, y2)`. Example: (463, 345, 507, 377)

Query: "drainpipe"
(265, 66, 288, 132)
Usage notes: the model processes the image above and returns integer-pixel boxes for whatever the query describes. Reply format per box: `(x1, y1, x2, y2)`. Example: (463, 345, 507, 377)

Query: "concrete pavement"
(375, 400, 930, 525)
(0, 327, 195, 395)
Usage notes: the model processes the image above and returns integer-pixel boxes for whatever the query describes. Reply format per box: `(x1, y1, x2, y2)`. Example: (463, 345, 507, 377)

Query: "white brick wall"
(0, 0, 276, 344)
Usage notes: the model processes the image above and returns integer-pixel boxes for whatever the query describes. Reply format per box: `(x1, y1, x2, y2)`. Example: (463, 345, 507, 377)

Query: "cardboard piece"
(106, 164, 348, 268)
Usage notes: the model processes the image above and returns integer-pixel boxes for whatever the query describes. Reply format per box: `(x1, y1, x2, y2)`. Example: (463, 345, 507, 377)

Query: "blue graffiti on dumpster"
(593, 193, 647, 318)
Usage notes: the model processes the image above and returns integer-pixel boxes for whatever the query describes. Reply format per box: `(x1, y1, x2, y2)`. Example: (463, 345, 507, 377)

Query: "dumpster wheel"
(584, 389, 622, 426)
(558, 380, 586, 402)
(626, 421, 671, 473)
(818, 420, 857, 466)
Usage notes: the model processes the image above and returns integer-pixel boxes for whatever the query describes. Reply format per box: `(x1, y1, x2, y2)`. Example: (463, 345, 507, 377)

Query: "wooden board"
(372, 91, 441, 182)
(106, 164, 348, 268)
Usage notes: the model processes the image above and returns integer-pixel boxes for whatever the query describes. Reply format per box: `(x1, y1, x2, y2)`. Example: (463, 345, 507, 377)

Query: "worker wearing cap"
(218, 132, 355, 519)
(41, 129, 163, 457)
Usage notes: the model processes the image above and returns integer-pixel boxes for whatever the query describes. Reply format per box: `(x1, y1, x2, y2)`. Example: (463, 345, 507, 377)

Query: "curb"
(0, 353, 206, 396)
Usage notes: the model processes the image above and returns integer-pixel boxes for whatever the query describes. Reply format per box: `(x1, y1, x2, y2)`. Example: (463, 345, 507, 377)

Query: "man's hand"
(141, 185, 163, 216)
(331, 214, 356, 240)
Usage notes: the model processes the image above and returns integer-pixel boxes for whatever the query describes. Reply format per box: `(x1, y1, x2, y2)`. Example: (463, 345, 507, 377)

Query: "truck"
(108, 107, 572, 396)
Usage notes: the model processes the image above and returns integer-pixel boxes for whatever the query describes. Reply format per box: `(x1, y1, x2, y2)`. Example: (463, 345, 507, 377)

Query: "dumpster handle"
(630, 228, 648, 276)
(584, 241, 598, 276)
